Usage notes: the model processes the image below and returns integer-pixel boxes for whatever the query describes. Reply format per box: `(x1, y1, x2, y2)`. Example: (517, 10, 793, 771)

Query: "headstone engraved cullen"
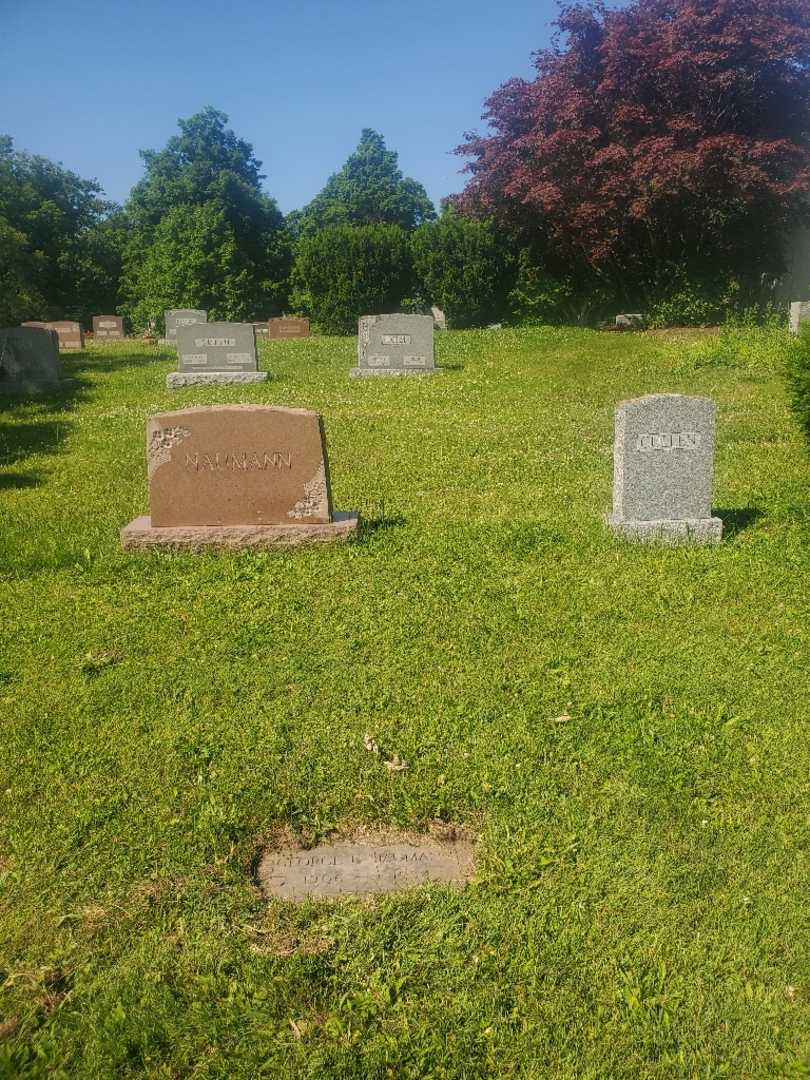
(120, 405, 359, 550)
(257, 839, 475, 901)
(44, 321, 83, 350)
(267, 317, 310, 339)
(789, 301, 810, 335)
(606, 394, 722, 544)
(164, 308, 207, 344)
(0, 326, 73, 395)
(167, 321, 268, 388)
(351, 314, 436, 377)
(92, 315, 125, 340)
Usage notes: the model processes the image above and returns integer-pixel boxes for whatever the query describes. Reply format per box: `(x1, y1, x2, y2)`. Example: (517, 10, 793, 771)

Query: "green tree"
(122, 108, 289, 328)
(411, 207, 511, 327)
(292, 223, 413, 334)
(0, 135, 122, 325)
(299, 129, 435, 235)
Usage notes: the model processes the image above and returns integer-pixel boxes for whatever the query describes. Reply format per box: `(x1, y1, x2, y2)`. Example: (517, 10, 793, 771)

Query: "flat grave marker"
(92, 315, 125, 340)
(168, 321, 268, 387)
(267, 317, 310, 339)
(0, 326, 73, 395)
(605, 393, 722, 544)
(121, 404, 359, 550)
(351, 314, 436, 377)
(257, 838, 475, 901)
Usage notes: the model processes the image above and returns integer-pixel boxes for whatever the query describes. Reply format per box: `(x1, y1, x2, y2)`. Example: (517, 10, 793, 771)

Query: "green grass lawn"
(1, 327, 809, 1078)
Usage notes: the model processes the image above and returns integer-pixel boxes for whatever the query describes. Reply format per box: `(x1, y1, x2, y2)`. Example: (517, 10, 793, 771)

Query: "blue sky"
(0, 0, 559, 214)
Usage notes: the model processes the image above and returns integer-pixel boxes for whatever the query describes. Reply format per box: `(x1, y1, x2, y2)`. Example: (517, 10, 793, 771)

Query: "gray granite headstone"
(351, 314, 436, 377)
(431, 305, 447, 330)
(0, 327, 72, 394)
(257, 839, 474, 901)
(92, 315, 125, 340)
(615, 313, 644, 329)
(164, 309, 207, 343)
(606, 394, 722, 544)
(789, 301, 810, 335)
(167, 321, 268, 388)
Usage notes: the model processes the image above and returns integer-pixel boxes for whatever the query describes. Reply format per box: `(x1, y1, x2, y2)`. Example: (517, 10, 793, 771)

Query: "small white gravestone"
(789, 301, 810, 335)
(605, 393, 722, 544)
(431, 305, 447, 331)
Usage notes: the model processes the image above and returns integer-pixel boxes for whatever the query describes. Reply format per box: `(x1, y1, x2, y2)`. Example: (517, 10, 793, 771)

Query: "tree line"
(2, 0, 809, 333)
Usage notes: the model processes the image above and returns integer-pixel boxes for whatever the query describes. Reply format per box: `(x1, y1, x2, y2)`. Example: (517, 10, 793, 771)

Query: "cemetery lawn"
(2, 326, 810, 1079)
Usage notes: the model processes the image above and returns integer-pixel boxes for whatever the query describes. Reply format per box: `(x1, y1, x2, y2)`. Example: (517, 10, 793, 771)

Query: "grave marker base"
(121, 511, 359, 551)
(605, 514, 722, 544)
(349, 367, 440, 378)
(166, 371, 269, 388)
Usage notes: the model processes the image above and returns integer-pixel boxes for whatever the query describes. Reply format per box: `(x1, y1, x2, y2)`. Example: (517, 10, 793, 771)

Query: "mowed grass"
(1, 327, 809, 1079)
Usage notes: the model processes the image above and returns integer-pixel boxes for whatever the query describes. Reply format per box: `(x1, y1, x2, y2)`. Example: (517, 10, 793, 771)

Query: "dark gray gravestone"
(167, 321, 268, 387)
(606, 393, 722, 544)
(46, 321, 83, 350)
(351, 314, 436, 377)
(0, 327, 72, 395)
(92, 315, 125, 340)
(164, 309, 207, 343)
(257, 839, 474, 901)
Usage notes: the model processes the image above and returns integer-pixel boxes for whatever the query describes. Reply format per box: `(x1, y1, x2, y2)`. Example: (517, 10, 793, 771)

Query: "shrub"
(292, 223, 413, 335)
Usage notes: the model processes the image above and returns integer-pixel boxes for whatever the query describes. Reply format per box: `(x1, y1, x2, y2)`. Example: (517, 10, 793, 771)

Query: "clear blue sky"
(0, 0, 559, 214)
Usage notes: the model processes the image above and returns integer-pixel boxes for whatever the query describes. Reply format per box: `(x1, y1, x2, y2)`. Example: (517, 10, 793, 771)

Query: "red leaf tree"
(454, 0, 810, 313)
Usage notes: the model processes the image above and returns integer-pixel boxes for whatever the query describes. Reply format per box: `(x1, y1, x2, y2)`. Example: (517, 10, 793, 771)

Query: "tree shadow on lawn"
(358, 512, 407, 539)
(71, 348, 175, 374)
(0, 417, 74, 491)
(0, 471, 44, 490)
(715, 507, 765, 539)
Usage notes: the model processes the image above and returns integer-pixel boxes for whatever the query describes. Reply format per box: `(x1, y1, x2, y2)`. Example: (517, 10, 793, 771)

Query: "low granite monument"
(351, 314, 436, 377)
(164, 308, 207, 343)
(167, 322, 268, 388)
(789, 301, 810, 335)
(92, 315, 125, 340)
(121, 404, 359, 550)
(606, 393, 722, 544)
(267, 317, 310, 339)
(0, 326, 73, 394)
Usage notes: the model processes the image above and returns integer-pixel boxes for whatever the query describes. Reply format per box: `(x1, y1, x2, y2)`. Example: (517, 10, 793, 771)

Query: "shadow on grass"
(71, 348, 174, 374)
(0, 471, 43, 490)
(715, 507, 765, 538)
(437, 361, 465, 372)
(359, 513, 407, 539)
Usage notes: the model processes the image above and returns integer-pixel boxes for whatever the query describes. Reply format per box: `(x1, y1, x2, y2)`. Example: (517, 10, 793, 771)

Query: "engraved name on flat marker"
(257, 840, 475, 901)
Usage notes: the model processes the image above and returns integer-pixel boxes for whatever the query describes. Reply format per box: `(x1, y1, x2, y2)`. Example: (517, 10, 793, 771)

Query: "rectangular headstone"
(164, 308, 207, 342)
(0, 326, 72, 394)
(606, 393, 722, 543)
(252, 322, 270, 337)
(789, 300, 810, 335)
(121, 405, 359, 549)
(257, 839, 475, 901)
(92, 315, 125, 340)
(431, 305, 447, 330)
(267, 317, 310, 339)
(169, 321, 268, 387)
(45, 321, 83, 350)
(351, 314, 436, 377)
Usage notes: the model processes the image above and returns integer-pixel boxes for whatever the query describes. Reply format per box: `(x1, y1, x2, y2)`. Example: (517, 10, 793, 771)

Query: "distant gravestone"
(431, 305, 447, 331)
(257, 838, 475, 901)
(252, 322, 270, 337)
(267, 317, 310, 339)
(615, 313, 644, 329)
(789, 301, 810, 335)
(0, 326, 72, 395)
(167, 322, 268, 388)
(351, 314, 436, 377)
(164, 309, 207, 343)
(120, 404, 359, 550)
(92, 315, 125, 340)
(606, 394, 722, 544)
(44, 321, 83, 350)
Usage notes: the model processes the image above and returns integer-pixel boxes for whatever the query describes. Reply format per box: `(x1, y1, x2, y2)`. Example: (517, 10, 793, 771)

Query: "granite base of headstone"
(92, 315, 125, 340)
(351, 314, 437, 377)
(267, 317, 310, 339)
(167, 321, 269, 388)
(605, 393, 722, 544)
(0, 327, 74, 395)
(121, 404, 358, 550)
(162, 308, 207, 345)
(789, 301, 810, 335)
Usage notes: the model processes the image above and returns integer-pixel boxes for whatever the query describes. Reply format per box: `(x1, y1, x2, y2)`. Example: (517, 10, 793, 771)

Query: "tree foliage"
(411, 207, 512, 327)
(455, 0, 810, 310)
(292, 223, 413, 334)
(122, 108, 289, 328)
(0, 135, 122, 325)
(299, 129, 435, 235)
